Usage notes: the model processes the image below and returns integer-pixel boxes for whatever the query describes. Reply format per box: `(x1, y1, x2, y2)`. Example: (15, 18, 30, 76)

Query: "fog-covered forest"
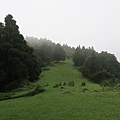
(0, 14, 120, 93)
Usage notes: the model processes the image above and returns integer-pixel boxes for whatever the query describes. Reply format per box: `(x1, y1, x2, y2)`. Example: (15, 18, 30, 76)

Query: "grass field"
(0, 60, 120, 120)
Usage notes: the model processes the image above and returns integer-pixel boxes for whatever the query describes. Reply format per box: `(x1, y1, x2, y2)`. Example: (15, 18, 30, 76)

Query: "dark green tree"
(81, 51, 120, 83)
(0, 14, 41, 91)
(73, 46, 82, 66)
(26, 37, 56, 66)
(38, 43, 53, 64)
(53, 44, 66, 62)
(73, 45, 95, 67)
(81, 52, 99, 78)
(62, 44, 75, 59)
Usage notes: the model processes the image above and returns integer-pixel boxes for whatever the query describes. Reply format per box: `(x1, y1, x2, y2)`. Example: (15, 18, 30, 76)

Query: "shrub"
(35, 85, 45, 93)
(27, 91, 36, 96)
(27, 85, 45, 96)
(81, 82, 86, 86)
(92, 70, 115, 83)
(100, 78, 119, 87)
(58, 82, 61, 86)
(94, 90, 99, 92)
(53, 84, 59, 88)
(82, 88, 89, 92)
(116, 84, 120, 87)
(68, 81, 74, 87)
(63, 82, 66, 86)
(60, 87, 64, 89)
(53, 83, 62, 88)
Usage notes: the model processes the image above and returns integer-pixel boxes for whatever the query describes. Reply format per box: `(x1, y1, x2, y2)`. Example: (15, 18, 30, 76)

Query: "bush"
(58, 82, 61, 86)
(82, 88, 89, 92)
(3, 81, 19, 92)
(26, 85, 45, 96)
(53, 84, 59, 88)
(81, 82, 86, 86)
(35, 85, 45, 93)
(91, 70, 115, 83)
(68, 81, 74, 87)
(63, 82, 66, 86)
(100, 78, 119, 87)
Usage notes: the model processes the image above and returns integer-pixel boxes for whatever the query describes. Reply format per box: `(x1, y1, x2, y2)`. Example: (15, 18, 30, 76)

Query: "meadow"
(0, 60, 120, 120)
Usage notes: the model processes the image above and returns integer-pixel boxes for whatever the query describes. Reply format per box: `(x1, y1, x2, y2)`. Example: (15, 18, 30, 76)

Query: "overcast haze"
(1, 0, 120, 61)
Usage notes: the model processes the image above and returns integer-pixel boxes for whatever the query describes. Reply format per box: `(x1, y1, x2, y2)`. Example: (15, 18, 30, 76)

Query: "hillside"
(0, 60, 120, 120)
(38, 59, 102, 92)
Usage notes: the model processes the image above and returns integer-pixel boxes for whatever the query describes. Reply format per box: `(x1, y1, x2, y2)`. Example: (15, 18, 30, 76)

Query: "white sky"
(0, 0, 120, 61)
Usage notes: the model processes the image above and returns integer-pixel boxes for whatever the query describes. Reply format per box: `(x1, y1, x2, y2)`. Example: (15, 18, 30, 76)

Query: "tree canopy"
(26, 37, 74, 64)
(53, 44, 66, 62)
(0, 14, 41, 91)
(73, 46, 120, 84)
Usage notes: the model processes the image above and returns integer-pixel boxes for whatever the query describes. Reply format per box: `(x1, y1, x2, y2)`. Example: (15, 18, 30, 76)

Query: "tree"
(80, 51, 120, 83)
(73, 46, 84, 66)
(25, 37, 56, 66)
(53, 44, 66, 62)
(0, 14, 41, 91)
(73, 45, 95, 67)
(81, 52, 99, 78)
(62, 44, 75, 59)
(38, 43, 53, 64)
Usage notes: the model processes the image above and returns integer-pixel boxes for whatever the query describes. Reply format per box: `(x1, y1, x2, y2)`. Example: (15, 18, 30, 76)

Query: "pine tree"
(53, 44, 66, 62)
(0, 14, 41, 91)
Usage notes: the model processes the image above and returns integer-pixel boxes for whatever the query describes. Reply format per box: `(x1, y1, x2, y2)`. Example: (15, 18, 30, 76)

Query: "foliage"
(62, 44, 75, 59)
(100, 78, 120, 87)
(53, 43, 66, 62)
(81, 82, 86, 86)
(0, 14, 41, 91)
(73, 45, 120, 84)
(38, 43, 53, 63)
(67, 81, 74, 87)
(73, 46, 95, 66)
(26, 37, 75, 65)
(0, 60, 119, 120)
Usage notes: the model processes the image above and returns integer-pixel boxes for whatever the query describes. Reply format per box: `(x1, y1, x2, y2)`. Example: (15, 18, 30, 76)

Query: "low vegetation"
(0, 60, 120, 120)
(0, 14, 120, 120)
(73, 46, 120, 84)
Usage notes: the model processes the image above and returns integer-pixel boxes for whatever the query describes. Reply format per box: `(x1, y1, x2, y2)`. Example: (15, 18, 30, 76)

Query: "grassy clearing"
(0, 60, 120, 120)
(37, 60, 101, 92)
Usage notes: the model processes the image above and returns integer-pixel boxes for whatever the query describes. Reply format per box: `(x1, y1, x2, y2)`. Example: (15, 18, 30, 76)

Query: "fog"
(1, 0, 120, 60)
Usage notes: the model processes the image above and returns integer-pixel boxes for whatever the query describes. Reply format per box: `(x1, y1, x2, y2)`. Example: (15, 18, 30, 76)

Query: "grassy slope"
(0, 60, 120, 120)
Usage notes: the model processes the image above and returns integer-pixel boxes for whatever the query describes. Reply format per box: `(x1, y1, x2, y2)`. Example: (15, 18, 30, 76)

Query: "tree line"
(73, 46, 120, 85)
(0, 15, 43, 91)
(0, 14, 75, 92)
(0, 14, 119, 92)
(26, 37, 75, 65)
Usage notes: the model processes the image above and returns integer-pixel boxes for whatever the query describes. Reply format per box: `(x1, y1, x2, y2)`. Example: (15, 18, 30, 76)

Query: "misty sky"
(1, 0, 120, 60)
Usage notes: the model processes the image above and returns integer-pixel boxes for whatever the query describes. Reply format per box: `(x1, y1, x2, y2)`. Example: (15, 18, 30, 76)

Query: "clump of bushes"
(81, 82, 86, 86)
(53, 82, 61, 88)
(0, 93, 10, 100)
(68, 81, 74, 87)
(94, 90, 99, 92)
(100, 78, 119, 87)
(53, 84, 59, 88)
(42, 67, 50, 71)
(63, 82, 66, 86)
(27, 85, 45, 96)
(58, 82, 61, 86)
(116, 84, 120, 87)
(82, 88, 89, 92)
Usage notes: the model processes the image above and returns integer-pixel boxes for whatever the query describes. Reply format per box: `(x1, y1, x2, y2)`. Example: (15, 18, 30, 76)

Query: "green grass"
(0, 60, 120, 120)
(37, 60, 101, 91)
